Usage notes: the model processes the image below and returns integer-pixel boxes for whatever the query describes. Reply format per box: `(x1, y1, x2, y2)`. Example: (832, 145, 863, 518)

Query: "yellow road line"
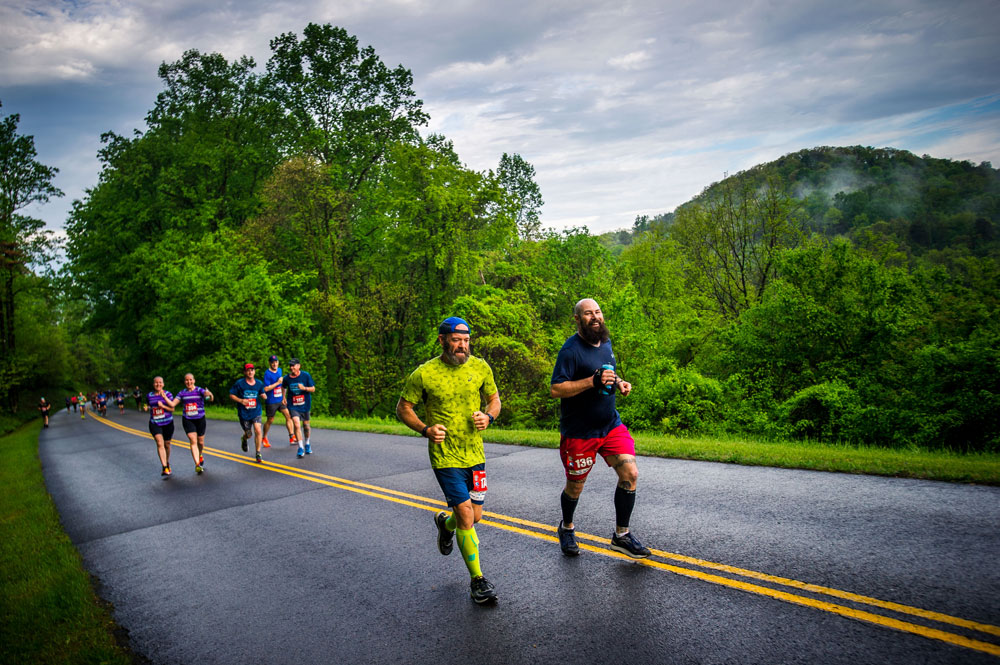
(88, 414, 1000, 656)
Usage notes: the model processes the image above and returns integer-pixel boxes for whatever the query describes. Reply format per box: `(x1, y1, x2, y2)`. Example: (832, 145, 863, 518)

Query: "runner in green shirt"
(397, 316, 501, 604)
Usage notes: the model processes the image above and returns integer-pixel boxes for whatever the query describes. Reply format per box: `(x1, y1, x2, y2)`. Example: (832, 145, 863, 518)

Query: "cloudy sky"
(2, 0, 999, 237)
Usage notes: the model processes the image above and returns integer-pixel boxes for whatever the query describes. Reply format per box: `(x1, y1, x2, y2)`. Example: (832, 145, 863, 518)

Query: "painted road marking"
(89, 414, 1000, 657)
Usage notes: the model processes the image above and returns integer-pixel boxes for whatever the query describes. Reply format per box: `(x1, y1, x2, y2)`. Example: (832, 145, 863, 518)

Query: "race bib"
(273, 387, 282, 398)
(245, 398, 257, 408)
(292, 394, 305, 407)
(152, 406, 164, 418)
(473, 469, 488, 492)
(184, 402, 198, 416)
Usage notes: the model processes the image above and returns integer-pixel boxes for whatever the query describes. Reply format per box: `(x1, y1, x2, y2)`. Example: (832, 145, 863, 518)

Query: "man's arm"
(550, 367, 617, 398)
(473, 392, 501, 430)
(396, 397, 446, 443)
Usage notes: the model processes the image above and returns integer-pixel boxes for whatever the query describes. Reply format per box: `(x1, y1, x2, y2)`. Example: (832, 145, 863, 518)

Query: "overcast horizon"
(3, 0, 999, 240)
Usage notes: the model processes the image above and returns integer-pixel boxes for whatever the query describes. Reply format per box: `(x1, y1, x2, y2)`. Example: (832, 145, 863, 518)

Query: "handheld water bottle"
(600, 364, 616, 395)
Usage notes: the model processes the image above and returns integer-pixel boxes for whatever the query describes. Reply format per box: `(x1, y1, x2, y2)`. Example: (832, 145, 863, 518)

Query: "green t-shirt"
(401, 356, 498, 469)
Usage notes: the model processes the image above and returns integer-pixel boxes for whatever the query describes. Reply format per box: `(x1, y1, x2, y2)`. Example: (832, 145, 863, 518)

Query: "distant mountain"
(615, 147, 1000, 255)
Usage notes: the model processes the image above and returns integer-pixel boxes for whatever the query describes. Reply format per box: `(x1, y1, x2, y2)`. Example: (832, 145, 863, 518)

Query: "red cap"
(244, 363, 255, 370)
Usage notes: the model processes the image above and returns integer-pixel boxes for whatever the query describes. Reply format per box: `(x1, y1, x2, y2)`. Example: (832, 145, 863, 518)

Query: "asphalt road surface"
(40, 407, 1000, 664)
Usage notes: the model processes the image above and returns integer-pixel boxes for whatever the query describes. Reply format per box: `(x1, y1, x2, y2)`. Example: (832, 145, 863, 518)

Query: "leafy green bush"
(778, 381, 863, 441)
(618, 360, 722, 434)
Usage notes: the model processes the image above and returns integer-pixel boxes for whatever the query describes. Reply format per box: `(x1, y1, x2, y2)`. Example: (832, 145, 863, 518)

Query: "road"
(39, 407, 1000, 664)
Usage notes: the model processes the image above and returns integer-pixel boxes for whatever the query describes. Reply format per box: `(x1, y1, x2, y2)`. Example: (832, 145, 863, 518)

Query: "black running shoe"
(435, 511, 454, 556)
(470, 576, 497, 604)
(240, 433, 248, 452)
(161, 465, 171, 479)
(610, 531, 651, 559)
(558, 520, 580, 556)
(255, 452, 262, 464)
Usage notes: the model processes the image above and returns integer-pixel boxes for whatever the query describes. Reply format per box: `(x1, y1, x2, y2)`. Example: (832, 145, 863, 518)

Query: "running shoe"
(161, 465, 171, 479)
(469, 576, 497, 604)
(610, 531, 651, 559)
(304, 443, 312, 455)
(557, 520, 580, 557)
(435, 511, 454, 556)
(198, 455, 204, 466)
(240, 433, 248, 452)
(297, 446, 304, 458)
(290, 434, 297, 445)
(195, 465, 204, 475)
(262, 436, 271, 448)
(255, 452, 263, 464)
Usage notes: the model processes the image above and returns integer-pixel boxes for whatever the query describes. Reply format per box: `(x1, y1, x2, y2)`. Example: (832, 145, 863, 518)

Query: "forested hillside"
(7, 24, 997, 451)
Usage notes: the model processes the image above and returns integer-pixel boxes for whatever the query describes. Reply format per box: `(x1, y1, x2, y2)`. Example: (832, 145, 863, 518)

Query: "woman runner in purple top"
(147, 376, 176, 478)
(173, 373, 214, 474)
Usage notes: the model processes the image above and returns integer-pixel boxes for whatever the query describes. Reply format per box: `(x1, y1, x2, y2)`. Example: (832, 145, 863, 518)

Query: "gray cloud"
(2, 0, 999, 234)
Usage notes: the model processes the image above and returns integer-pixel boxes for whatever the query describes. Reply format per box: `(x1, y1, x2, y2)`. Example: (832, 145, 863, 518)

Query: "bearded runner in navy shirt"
(549, 298, 650, 560)
(229, 363, 268, 463)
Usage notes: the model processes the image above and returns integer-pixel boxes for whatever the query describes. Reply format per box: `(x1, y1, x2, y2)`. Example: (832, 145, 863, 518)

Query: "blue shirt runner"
(282, 371, 315, 413)
(229, 379, 267, 420)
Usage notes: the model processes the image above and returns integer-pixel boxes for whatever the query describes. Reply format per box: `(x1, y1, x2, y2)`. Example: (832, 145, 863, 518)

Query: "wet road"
(40, 408, 1000, 664)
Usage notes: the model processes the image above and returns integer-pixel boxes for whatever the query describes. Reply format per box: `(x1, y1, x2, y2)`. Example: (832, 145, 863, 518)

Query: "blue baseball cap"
(438, 316, 471, 335)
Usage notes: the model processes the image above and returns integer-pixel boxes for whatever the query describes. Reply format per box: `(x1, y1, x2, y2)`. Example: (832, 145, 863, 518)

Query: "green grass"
(0, 421, 132, 665)
(204, 406, 1000, 484)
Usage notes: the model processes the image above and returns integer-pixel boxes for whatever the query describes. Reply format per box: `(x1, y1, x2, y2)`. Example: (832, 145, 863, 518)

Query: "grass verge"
(203, 406, 1000, 485)
(0, 420, 133, 665)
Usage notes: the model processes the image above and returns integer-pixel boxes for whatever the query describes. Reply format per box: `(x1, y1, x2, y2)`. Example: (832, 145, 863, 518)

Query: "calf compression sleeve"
(561, 491, 579, 526)
(614, 486, 636, 529)
(456, 527, 483, 578)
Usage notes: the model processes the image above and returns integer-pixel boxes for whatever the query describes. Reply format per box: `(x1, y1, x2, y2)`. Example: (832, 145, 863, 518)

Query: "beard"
(577, 319, 610, 345)
(442, 348, 470, 365)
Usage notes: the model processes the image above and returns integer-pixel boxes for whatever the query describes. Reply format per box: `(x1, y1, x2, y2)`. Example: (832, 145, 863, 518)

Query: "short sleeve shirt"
(264, 368, 284, 404)
(176, 387, 208, 420)
(551, 334, 622, 438)
(147, 391, 175, 426)
(282, 371, 315, 412)
(229, 378, 266, 420)
(401, 356, 498, 469)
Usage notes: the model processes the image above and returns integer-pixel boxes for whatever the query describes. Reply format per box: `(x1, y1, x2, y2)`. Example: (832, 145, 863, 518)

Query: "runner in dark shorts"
(229, 363, 267, 463)
(176, 373, 214, 474)
(147, 376, 176, 478)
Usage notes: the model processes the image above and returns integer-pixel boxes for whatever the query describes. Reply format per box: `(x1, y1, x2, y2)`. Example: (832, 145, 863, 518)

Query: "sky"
(2, 0, 1000, 239)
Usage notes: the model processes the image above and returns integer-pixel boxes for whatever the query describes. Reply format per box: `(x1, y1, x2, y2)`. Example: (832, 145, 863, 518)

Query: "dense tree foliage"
(54, 27, 1000, 452)
(0, 102, 66, 409)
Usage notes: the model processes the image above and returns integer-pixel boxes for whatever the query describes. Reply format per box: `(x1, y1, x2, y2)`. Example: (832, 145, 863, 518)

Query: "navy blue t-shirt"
(229, 378, 267, 420)
(550, 334, 622, 438)
(282, 371, 315, 412)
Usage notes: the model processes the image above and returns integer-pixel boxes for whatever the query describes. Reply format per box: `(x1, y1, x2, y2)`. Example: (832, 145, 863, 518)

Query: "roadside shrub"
(618, 360, 722, 434)
(778, 381, 863, 441)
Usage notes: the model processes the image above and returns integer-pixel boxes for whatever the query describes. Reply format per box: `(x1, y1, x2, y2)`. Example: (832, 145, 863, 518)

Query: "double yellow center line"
(91, 414, 1000, 657)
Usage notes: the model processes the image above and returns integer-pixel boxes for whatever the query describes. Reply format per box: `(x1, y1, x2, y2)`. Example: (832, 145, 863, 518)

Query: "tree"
(497, 153, 544, 240)
(0, 102, 62, 408)
(672, 174, 804, 319)
(266, 23, 428, 192)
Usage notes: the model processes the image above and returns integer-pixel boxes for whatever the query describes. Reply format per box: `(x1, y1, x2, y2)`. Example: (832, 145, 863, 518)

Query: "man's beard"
(443, 348, 470, 365)
(578, 319, 610, 345)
